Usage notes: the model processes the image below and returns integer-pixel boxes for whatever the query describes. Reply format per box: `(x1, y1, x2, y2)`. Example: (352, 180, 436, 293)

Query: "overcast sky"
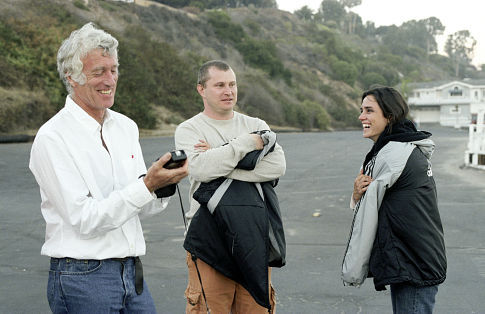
(276, 0, 485, 67)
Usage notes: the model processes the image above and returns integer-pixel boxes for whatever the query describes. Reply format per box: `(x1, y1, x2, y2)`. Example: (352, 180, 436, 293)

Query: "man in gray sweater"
(175, 60, 286, 313)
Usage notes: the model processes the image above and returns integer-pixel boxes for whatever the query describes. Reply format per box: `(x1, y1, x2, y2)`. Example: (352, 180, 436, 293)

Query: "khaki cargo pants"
(184, 252, 276, 313)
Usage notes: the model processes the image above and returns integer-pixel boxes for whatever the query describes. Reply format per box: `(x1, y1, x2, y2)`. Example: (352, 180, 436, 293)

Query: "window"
(471, 113, 477, 124)
(450, 86, 462, 96)
(479, 154, 485, 166)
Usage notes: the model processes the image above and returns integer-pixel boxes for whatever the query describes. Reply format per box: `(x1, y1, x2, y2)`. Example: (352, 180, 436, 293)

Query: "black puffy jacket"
(369, 146, 447, 291)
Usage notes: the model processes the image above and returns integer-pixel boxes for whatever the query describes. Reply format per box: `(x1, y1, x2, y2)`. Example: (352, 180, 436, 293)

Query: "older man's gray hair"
(57, 22, 118, 94)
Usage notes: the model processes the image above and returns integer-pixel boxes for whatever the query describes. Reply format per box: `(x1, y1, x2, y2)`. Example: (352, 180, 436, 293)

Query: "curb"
(0, 134, 34, 144)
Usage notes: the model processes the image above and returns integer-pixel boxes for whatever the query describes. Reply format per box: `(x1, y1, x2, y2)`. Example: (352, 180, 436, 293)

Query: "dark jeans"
(47, 257, 156, 314)
(390, 283, 439, 314)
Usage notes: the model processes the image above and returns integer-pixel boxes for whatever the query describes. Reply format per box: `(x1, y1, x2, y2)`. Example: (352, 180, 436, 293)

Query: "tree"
(364, 21, 376, 37)
(340, 0, 361, 8)
(239, 0, 277, 8)
(318, 0, 346, 28)
(379, 25, 409, 56)
(361, 72, 386, 89)
(294, 5, 314, 21)
(330, 59, 358, 86)
(422, 17, 445, 56)
(340, 0, 361, 34)
(300, 100, 330, 130)
(445, 30, 477, 77)
(379, 19, 442, 60)
(400, 20, 430, 53)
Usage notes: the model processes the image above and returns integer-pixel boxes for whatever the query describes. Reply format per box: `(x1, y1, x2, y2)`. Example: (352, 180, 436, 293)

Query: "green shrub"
(321, 86, 360, 128)
(206, 10, 245, 44)
(99, 0, 118, 11)
(377, 51, 403, 68)
(282, 102, 299, 126)
(361, 72, 387, 89)
(327, 103, 360, 128)
(330, 59, 358, 86)
(404, 45, 426, 59)
(73, 0, 89, 10)
(206, 11, 291, 83)
(301, 100, 330, 130)
(0, 88, 54, 133)
(244, 18, 261, 35)
(362, 61, 400, 86)
(236, 38, 291, 83)
(115, 27, 201, 128)
(237, 73, 288, 125)
(0, 12, 76, 111)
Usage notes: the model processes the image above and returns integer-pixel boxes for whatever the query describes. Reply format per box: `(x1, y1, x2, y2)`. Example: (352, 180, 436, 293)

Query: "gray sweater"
(174, 112, 286, 224)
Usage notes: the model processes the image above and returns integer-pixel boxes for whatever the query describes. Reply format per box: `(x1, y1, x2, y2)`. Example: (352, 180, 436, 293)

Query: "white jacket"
(341, 139, 435, 286)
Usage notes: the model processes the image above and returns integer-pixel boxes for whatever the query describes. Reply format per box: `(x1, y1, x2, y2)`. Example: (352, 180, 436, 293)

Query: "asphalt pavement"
(0, 125, 484, 313)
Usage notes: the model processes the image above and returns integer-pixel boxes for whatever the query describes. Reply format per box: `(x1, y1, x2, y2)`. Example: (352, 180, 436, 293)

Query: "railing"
(465, 123, 485, 168)
(468, 124, 485, 153)
(441, 116, 470, 128)
(408, 97, 471, 105)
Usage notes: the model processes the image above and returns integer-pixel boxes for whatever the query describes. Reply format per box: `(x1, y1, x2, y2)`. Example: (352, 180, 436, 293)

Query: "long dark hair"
(362, 86, 409, 132)
(361, 86, 429, 174)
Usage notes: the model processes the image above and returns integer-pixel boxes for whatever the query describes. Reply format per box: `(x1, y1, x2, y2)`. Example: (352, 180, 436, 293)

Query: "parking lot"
(1, 125, 484, 313)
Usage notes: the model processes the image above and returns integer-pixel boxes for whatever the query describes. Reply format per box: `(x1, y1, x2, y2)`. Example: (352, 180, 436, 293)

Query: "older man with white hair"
(29, 22, 188, 313)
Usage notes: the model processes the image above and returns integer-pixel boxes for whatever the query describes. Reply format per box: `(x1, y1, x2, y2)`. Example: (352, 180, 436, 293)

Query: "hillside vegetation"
(0, 0, 482, 134)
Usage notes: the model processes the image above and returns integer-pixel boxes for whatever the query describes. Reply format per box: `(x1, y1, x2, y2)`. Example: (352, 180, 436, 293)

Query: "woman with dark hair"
(342, 86, 447, 313)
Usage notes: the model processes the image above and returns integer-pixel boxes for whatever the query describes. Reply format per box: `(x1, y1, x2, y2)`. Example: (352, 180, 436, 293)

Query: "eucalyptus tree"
(422, 17, 445, 56)
(317, 0, 346, 28)
(445, 30, 477, 77)
(340, 0, 362, 34)
(294, 5, 314, 21)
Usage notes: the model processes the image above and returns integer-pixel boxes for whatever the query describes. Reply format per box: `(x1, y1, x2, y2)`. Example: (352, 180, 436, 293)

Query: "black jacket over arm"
(183, 132, 286, 310)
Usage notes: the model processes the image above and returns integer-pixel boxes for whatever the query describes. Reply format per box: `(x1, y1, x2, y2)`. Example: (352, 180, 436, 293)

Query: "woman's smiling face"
(359, 95, 389, 142)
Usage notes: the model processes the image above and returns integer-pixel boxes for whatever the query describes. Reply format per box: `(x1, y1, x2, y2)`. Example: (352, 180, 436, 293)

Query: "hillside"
(0, 0, 480, 135)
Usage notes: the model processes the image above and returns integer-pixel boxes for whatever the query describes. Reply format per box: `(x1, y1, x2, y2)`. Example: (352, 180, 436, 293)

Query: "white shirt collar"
(65, 95, 113, 134)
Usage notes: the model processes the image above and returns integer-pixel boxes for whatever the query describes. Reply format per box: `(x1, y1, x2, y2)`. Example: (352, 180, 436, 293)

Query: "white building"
(407, 79, 485, 128)
(465, 110, 485, 169)
(408, 80, 485, 169)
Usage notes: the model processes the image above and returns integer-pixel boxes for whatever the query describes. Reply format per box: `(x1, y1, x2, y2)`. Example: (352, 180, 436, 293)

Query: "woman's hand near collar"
(352, 169, 373, 203)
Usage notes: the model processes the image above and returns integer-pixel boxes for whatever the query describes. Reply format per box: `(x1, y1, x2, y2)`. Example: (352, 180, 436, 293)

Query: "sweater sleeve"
(226, 119, 286, 182)
(175, 122, 258, 183)
(226, 142, 286, 182)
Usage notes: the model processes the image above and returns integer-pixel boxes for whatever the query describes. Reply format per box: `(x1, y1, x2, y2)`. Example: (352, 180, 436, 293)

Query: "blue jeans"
(390, 283, 439, 314)
(47, 257, 156, 314)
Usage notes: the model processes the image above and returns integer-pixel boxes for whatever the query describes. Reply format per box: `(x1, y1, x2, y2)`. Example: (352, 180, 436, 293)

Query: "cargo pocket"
(185, 286, 202, 313)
